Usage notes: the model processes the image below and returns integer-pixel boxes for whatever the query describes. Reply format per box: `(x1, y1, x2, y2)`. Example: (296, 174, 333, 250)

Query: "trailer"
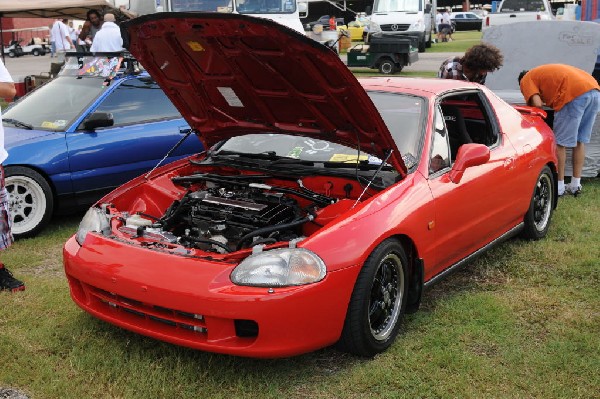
(346, 32, 418, 74)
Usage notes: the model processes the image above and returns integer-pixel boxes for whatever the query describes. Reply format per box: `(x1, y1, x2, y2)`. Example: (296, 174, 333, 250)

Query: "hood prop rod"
(145, 128, 196, 179)
(352, 149, 393, 209)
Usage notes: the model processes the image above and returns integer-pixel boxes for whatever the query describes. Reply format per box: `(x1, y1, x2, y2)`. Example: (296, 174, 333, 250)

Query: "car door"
(426, 92, 519, 273)
(466, 13, 482, 30)
(66, 76, 201, 204)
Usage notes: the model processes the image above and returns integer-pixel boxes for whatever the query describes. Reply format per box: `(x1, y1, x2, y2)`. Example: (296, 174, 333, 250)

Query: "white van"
(367, 0, 435, 52)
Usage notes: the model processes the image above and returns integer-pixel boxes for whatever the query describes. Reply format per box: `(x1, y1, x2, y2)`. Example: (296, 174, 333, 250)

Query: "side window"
(429, 107, 451, 175)
(440, 91, 499, 160)
(94, 77, 181, 127)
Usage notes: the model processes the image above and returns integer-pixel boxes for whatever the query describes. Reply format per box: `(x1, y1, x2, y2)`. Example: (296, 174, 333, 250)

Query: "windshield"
(170, 0, 296, 13)
(500, 0, 546, 12)
(3, 76, 105, 131)
(373, 0, 422, 13)
(236, 0, 296, 14)
(170, 0, 233, 12)
(217, 92, 424, 170)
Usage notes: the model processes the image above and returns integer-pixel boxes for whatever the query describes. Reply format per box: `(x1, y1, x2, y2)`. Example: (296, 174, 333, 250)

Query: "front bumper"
(63, 234, 360, 358)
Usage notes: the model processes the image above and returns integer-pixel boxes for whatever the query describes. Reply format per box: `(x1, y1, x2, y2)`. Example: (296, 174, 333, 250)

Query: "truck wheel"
(8, 50, 15, 58)
(32, 49, 41, 56)
(418, 39, 426, 53)
(378, 59, 396, 75)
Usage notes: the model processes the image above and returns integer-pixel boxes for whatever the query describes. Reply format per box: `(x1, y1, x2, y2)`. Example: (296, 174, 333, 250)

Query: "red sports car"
(64, 13, 557, 358)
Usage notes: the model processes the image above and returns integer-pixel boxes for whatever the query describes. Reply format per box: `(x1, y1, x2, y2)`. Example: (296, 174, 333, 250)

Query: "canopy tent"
(0, 0, 133, 20)
(0, 0, 134, 60)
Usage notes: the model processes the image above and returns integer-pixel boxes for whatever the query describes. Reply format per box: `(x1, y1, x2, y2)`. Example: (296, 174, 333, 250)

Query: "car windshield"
(216, 92, 424, 170)
(3, 76, 106, 131)
(169, 0, 296, 13)
(373, 0, 422, 13)
(170, 0, 232, 12)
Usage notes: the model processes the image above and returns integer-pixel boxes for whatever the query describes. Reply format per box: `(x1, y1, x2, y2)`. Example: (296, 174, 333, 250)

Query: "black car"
(450, 12, 483, 31)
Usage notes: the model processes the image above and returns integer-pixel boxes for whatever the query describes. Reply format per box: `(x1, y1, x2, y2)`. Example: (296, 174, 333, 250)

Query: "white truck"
(366, 0, 435, 53)
(483, 0, 553, 30)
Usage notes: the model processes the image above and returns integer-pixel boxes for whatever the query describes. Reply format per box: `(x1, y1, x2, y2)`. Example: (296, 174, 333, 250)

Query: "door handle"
(504, 157, 515, 169)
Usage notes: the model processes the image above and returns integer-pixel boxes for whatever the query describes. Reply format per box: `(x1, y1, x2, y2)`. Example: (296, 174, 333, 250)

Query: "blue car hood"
(3, 126, 61, 147)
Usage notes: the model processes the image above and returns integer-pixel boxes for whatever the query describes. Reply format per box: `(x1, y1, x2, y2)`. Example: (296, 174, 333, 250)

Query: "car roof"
(358, 77, 479, 99)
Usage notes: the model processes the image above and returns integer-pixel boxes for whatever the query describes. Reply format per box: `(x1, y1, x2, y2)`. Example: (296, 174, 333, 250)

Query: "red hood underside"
(122, 13, 406, 174)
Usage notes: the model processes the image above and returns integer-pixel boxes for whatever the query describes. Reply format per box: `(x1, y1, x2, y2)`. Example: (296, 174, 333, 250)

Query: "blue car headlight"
(231, 248, 326, 287)
(76, 207, 110, 245)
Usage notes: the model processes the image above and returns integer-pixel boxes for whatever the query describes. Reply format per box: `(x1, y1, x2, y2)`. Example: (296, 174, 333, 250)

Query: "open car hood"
(122, 13, 406, 174)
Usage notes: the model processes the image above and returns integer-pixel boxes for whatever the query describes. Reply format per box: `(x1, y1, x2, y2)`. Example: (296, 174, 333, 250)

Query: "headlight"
(409, 19, 424, 31)
(231, 248, 326, 287)
(76, 207, 110, 245)
(368, 21, 381, 33)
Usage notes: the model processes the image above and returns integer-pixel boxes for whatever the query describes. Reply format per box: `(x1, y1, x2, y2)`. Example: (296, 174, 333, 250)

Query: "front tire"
(338, 239, 409, 357)
(5, 167, 54, 238)
(521, 166, 554, 240)
(32, 49, 41, 56)
(8, 50, 15, 58)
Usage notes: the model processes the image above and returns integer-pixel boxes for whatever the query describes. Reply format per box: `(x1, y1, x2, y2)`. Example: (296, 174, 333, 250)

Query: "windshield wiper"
(3, 118, 33, 130)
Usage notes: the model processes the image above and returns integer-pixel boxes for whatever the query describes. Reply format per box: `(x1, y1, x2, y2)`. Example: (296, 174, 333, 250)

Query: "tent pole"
(0, 14, 5, 63)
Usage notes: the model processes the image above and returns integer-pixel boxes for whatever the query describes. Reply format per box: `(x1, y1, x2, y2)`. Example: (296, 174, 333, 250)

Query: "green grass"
(428, 30, 482, 53)
(1, 178, 598, 398)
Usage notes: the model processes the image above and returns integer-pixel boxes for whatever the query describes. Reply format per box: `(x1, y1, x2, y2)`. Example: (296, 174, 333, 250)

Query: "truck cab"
(367, 0, 434, 53)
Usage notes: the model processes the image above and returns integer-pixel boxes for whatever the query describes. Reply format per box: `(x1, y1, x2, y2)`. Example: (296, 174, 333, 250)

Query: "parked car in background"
(450, 12, 483, 31)
(306, 14, 345, 30)
(2, 55, 202, 238)
(65, 14, 558, 359)
(3, 39, 47, 57)
(341, 20, 367, 41)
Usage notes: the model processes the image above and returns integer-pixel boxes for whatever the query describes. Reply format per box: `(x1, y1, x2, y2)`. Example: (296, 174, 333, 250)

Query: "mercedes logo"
(391, 24, 399, 31)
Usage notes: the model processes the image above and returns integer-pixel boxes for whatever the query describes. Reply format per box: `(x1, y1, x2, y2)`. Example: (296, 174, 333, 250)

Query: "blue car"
(2, 56, 202, 237)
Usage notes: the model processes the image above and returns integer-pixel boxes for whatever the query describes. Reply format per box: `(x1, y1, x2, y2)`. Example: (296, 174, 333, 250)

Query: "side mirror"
(449, 143, 490, 183)
(425, 4, 432, 13)
(82, 112, 114, 131)
(365, 6, 372, 15)
(298, 1, 308, 18)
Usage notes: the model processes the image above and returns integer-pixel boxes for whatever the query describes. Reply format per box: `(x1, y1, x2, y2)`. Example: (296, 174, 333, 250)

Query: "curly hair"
(461, 43, 504, 72)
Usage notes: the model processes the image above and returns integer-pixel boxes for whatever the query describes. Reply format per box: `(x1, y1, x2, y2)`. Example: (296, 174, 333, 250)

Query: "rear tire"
(5, 167, 54, 238)
(32, 49, 41, 56)
(378, 59, 396, 75)
(521, 166, 554, 240)
(8, 51, 15, 58)
(337, 239, 409, 357)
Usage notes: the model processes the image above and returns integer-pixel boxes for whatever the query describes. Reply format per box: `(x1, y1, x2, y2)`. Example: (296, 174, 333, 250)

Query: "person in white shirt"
(442, 9, 453, 41)
(51, 19, 74, 61)
(435, 10, 444, 42)
(0, 60, 24, 292)
(90, 13, 123, 54)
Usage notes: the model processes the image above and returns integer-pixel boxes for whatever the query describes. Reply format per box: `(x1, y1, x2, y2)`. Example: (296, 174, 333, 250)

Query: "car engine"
(121, 179, 326, 254)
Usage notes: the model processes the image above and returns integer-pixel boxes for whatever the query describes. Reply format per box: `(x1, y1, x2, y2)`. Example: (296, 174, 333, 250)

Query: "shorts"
(553, 89, 600, 147)
(0, 166, 13, 250)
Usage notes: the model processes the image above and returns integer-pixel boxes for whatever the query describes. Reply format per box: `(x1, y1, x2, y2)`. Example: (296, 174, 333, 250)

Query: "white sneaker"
(566, 184, 582, 196)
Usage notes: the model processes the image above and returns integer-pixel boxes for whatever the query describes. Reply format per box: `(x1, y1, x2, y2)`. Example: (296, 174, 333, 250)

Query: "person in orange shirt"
(329, 15, 337, 31)
(519, 64, 600, 196)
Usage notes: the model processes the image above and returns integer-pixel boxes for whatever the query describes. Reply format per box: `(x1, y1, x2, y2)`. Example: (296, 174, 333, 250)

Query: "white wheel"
(5, 167, 54, 238)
